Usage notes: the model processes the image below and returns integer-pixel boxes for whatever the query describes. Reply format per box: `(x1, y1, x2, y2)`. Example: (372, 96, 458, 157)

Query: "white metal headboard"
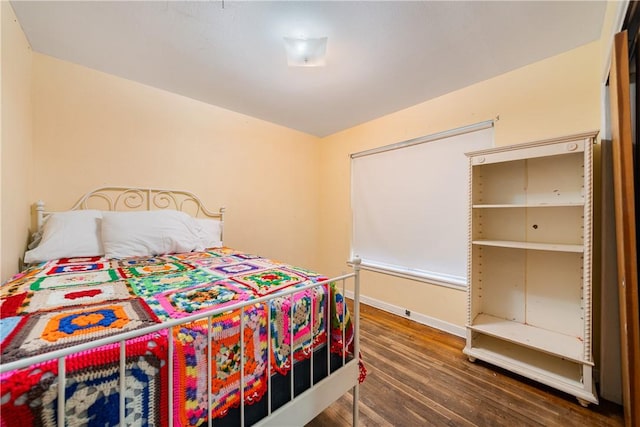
(36, 186, 225, 231)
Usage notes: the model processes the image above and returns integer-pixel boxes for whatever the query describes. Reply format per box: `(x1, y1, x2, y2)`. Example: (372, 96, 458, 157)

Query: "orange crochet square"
(41, 304, 130, 342)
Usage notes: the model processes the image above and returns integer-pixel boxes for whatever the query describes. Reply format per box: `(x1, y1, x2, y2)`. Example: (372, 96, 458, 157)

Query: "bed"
(0, 187, 364, 426)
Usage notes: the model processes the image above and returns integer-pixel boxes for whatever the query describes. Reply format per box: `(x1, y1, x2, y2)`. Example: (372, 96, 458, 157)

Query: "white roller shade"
(351, 123, 494, 288)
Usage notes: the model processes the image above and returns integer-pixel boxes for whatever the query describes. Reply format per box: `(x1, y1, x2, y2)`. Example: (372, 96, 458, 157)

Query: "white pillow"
(24, 210, 104, 264)
(101, 210, 203, 258)
(194, 218, 223, 248)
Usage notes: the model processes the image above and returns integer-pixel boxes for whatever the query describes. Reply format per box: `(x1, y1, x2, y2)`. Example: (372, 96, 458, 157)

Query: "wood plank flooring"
(306, 304, 624, 427)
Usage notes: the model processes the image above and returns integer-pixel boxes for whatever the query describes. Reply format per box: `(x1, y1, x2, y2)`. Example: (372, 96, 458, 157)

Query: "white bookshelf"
(463, 131, 599, 406)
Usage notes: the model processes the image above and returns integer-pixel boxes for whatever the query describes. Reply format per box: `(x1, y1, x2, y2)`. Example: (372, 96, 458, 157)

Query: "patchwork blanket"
(0, 248, 355, 426)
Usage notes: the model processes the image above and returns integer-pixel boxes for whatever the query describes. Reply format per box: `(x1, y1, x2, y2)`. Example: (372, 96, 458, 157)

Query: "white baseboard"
(344, 290, 466, 338)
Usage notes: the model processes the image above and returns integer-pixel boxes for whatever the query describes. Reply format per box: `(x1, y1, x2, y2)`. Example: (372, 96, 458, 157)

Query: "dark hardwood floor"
(307, 304, 624, 427)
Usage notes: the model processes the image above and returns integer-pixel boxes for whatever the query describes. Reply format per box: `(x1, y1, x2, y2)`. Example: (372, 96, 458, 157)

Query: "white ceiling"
(11, 1, 607, 137)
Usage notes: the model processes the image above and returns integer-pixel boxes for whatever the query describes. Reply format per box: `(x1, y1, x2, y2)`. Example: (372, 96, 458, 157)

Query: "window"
(350, 122, 494, 288)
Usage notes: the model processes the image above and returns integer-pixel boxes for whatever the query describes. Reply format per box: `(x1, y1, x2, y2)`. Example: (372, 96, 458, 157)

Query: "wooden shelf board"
(471, 240, 584, 253)
(463, 335, 598, 404)
(468, 314, 587, 363)
(472, 203, 584, 208)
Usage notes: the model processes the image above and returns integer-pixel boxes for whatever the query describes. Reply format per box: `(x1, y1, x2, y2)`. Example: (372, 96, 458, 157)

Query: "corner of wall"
(1, 1, 34, 281)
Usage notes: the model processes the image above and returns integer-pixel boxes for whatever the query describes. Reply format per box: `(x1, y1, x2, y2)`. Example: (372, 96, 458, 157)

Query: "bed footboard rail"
(0, 260, 362, 427)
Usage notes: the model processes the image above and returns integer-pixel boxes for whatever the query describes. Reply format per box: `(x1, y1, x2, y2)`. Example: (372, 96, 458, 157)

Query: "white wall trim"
(344, 290, 466, 338)
(601, 0, 629, 84)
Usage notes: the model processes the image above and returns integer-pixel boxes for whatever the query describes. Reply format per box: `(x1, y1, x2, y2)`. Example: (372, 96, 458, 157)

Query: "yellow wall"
(1, 2, 33, 282)
(318, 41, 602, 329)
(30, 53, 322, 270)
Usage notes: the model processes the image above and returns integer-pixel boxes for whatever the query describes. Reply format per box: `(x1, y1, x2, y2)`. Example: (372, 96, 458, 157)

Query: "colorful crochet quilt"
(0, 248, 355, 427)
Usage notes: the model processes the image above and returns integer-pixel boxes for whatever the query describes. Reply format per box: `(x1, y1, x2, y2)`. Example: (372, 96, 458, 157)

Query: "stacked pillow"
(24, 210, 223, 264)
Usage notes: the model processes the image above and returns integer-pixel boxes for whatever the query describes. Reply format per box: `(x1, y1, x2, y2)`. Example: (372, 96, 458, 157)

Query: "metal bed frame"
(2, 187, 362, 426)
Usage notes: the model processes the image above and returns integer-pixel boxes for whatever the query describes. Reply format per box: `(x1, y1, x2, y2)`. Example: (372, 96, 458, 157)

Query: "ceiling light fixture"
(283, 37, 328, 67)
